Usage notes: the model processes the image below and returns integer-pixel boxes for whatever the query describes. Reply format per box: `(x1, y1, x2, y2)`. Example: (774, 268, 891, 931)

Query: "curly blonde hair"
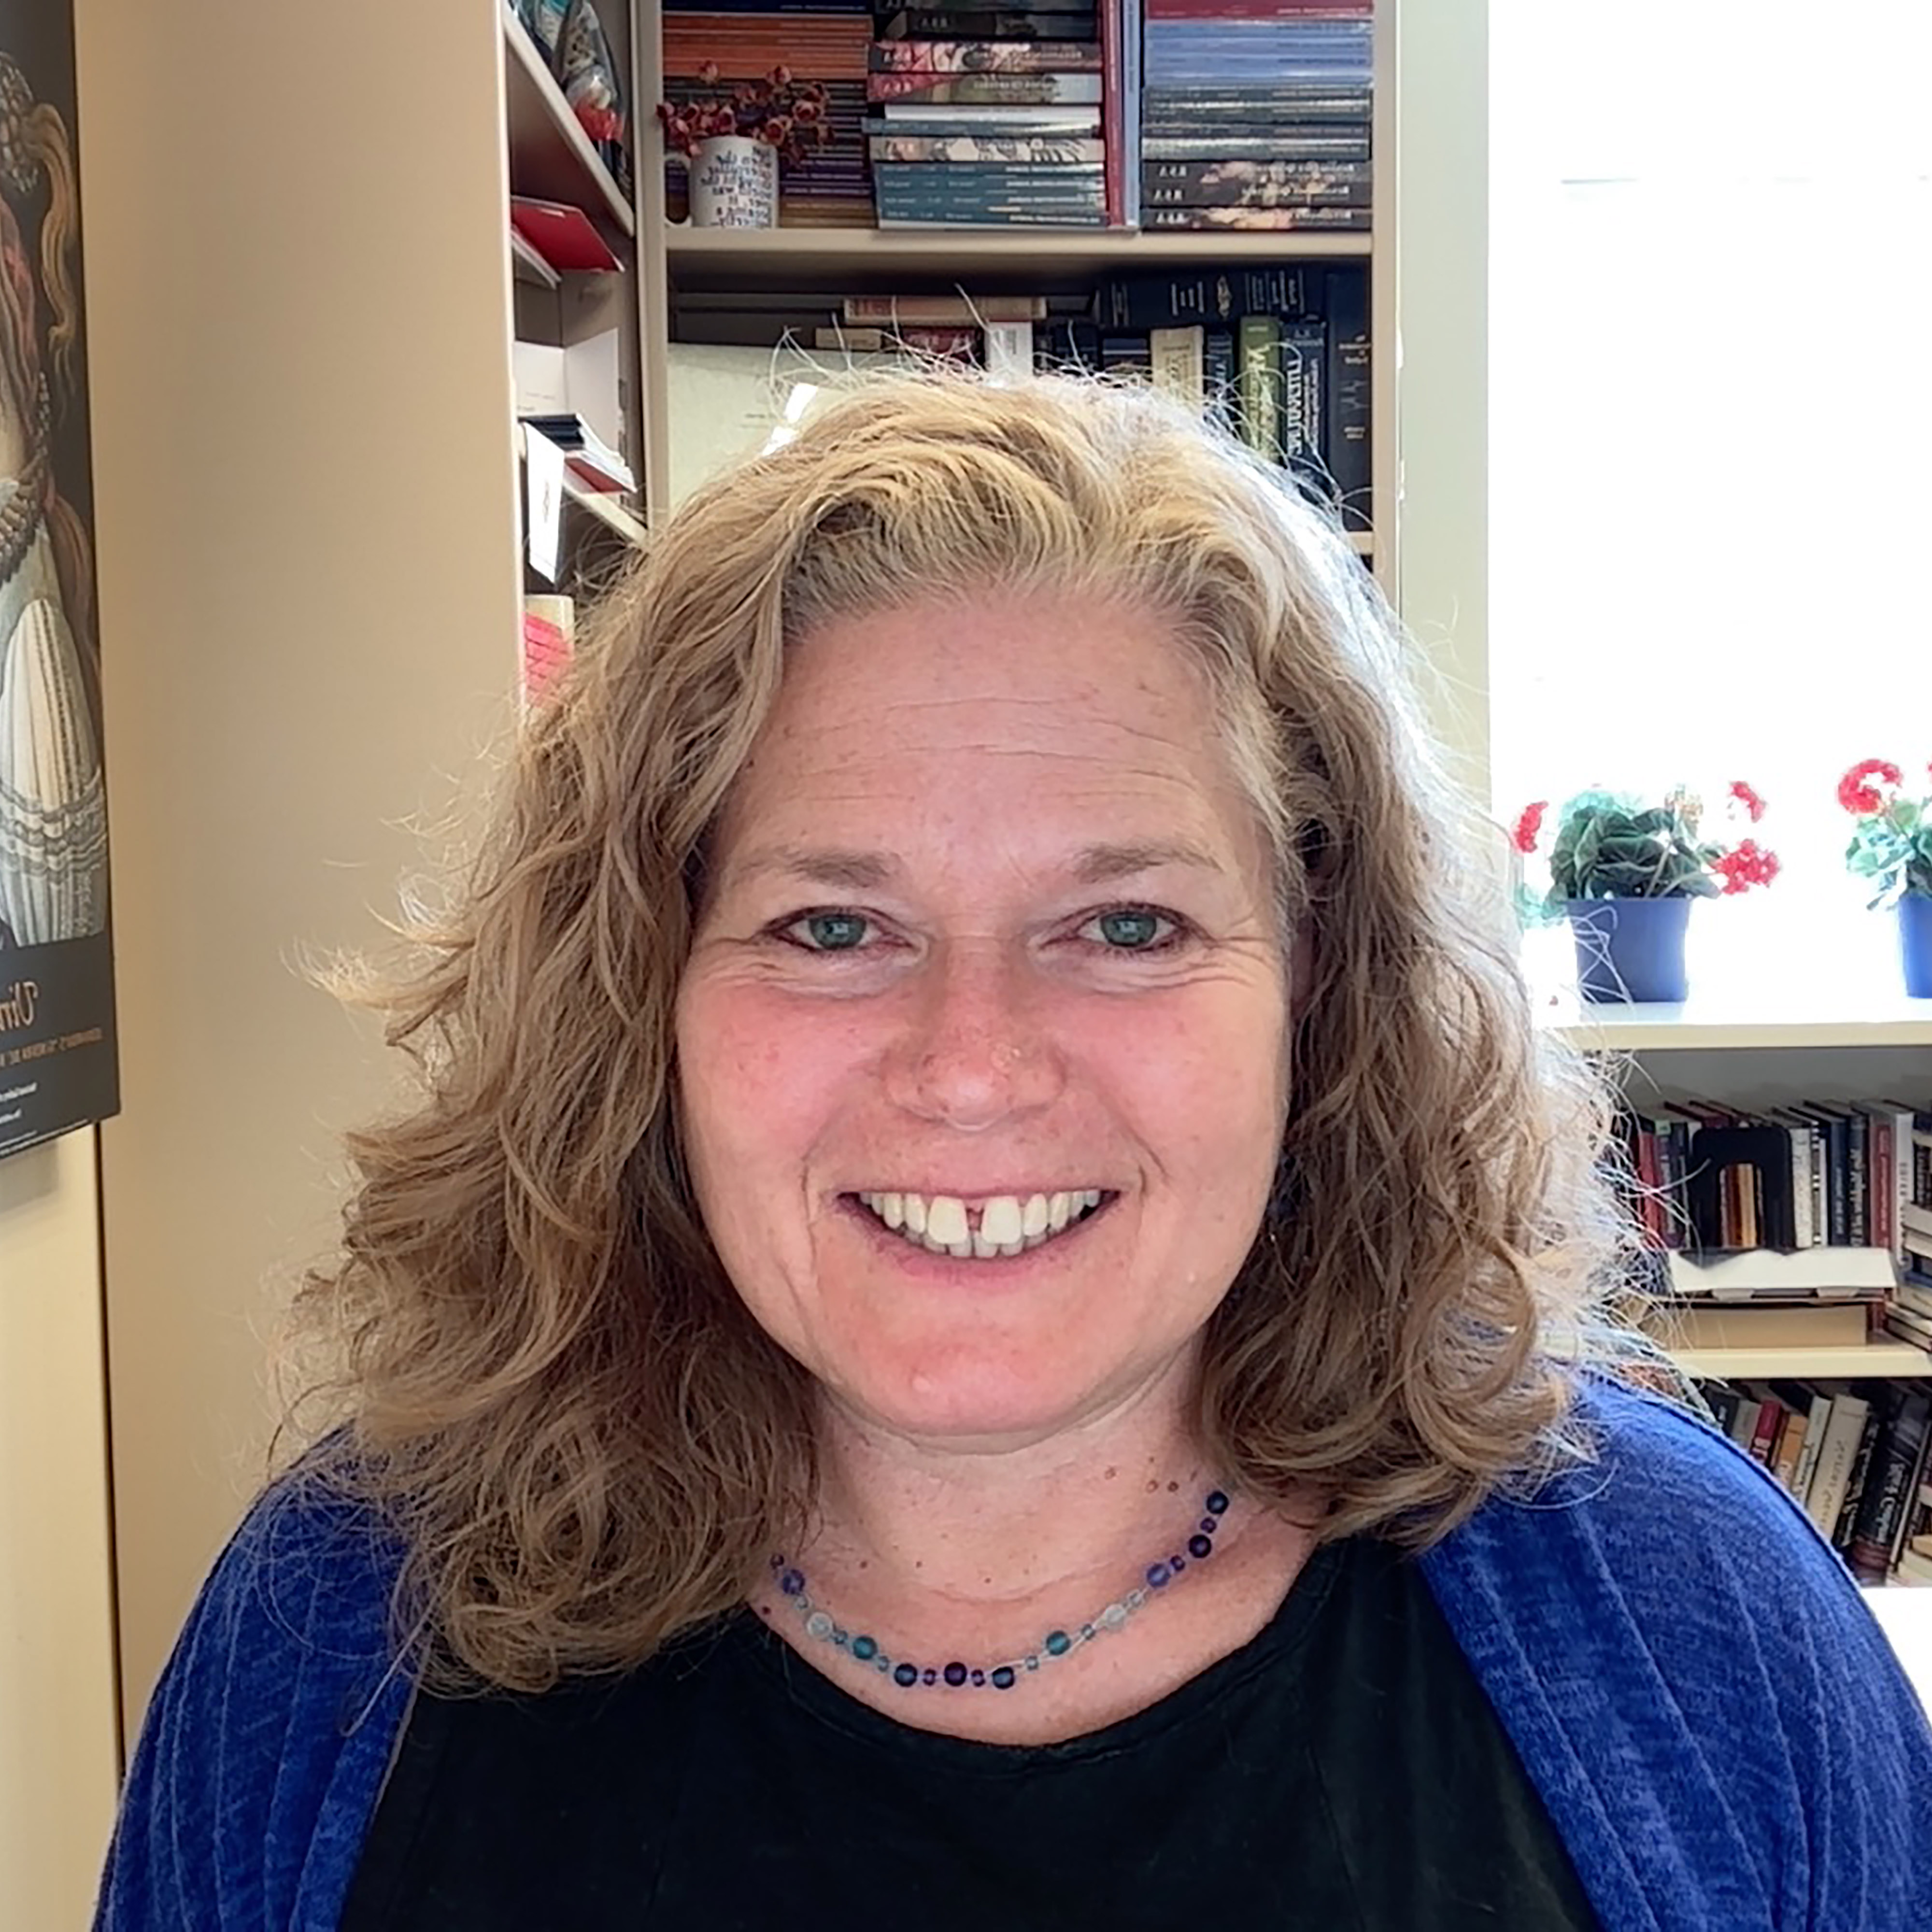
(296, 371, 1636, 1692)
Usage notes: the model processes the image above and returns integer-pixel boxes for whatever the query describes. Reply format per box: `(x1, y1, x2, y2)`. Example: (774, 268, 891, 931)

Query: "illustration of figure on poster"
(0, 48, 104, 954)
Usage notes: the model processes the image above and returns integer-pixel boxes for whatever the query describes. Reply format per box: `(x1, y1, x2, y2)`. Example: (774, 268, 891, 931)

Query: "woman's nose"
(881, 943, 1065, 1131)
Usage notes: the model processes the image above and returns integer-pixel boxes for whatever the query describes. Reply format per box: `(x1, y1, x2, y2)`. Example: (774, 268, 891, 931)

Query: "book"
(870, 40, 1103, 71)
(1657, 1301, 1870, 1351)
(1848, 1389, 1932, 1577)
(982, 318, 1035, 379)
(1786, 1385, 1835, 1507)
(1203, 326, 1236, 434)
(844, 294, 1046, 325)
(868, 133, 1105, 160)
(867, 70, 1105, 103)
(1095, 265, 1307, 330)
(1277, 318, 1325, 486)
(1141, 131, 1371, 161)
(1322, 265, 1370, 532)
(880, 8, 1101, 39)
(1833, 1400, 1886, 1552)
(509, 197, 624, 274)
(1142, 205, 1371, 230)
(1803, 1385, 1873, 1537)
(1236, 314, 1282, 462)
(1149, 324, 1206, 409)
(874, 102, 1102, 128)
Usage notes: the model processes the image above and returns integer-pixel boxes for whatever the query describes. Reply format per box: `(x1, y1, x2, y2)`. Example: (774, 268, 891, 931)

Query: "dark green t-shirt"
(341, 1535, 1597, 1929)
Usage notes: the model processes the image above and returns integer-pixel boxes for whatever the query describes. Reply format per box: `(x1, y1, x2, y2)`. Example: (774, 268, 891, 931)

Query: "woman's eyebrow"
(723, 839, 1228, 896)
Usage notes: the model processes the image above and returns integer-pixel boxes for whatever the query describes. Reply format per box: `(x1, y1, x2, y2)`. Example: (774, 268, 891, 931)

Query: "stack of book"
(866, 6, 1111, 227)
(1139, 0, 1373, 232)
(1088, 263, 1371, 529)
(663, 4, 874, 227)
(1615, 1098, 1932, 1260)
(1700, 1377, 1932, 1585)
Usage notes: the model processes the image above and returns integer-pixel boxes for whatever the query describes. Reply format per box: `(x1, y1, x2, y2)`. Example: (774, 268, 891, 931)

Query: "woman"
(99, 374, 1932, 1929)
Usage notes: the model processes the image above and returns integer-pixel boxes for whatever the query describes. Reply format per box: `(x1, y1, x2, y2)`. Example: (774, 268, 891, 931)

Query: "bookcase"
(625, 0, 1402, 590)
(1548, 991, 1932, 1582)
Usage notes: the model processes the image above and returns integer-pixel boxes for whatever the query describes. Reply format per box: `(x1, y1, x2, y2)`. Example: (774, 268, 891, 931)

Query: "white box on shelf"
(1666, 1247, 1897, 1302)
(513, 330, 625, 459)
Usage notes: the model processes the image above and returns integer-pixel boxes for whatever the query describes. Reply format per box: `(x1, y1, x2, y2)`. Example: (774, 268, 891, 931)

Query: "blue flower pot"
(1901, 893, 1932, 998)
(1566, 896, 1692, 1004)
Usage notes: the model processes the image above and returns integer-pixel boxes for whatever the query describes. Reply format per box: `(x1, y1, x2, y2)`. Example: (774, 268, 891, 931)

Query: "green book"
(1236, 314, 1282, 463)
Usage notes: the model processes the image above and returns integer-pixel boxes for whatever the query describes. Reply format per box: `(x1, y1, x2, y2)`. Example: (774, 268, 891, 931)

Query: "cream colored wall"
(1394, 0, 1490, 802)
(74, 0, 526, 1738)
(0, 1129, 118, 1928)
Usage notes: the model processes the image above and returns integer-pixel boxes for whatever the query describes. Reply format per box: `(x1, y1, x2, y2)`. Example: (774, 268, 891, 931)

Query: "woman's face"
(675, 592, 1293, 1449)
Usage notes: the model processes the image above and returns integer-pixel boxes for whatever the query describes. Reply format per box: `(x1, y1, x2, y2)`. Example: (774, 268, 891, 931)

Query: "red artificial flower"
(1727, 780, 1766, 823)
(1711, 838, 1781, 895)
(1838, 757, 1904, 816)
(1511, 800, 1548, 855)
(697, 60, 721, 85)
(758, 114, 792, 146)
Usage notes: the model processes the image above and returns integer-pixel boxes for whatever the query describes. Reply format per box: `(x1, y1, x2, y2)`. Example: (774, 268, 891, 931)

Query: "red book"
(1749, 1393, 1788, 1468)
(510, 199, 623, 274)
(1099, 0, 1122, 225)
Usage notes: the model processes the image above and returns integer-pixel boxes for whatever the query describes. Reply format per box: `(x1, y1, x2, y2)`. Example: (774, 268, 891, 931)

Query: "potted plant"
(1836, 758, 1932, 996)
(657, 64, 832, 229)
(1512, 783, 1778, 1003)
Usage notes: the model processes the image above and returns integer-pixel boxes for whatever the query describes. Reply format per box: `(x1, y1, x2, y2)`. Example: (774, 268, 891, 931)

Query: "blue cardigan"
(97, 1379, 1932, 1931)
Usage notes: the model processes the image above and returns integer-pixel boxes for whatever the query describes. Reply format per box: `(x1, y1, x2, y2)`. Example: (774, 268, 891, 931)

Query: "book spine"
(1852, 1393, 1932, 1577)
(1140, 205, 1370, 230)
(1236, 314, 1282, 462)
(1747, 1391, 1786, 1468)
(1278, 319, 1325, 494)
(868, 135, 1106, 159)
(1771, 1409, 1809, 1495)
(1785, 1123, 1813, 1249)
(1149, 324, 1206, 410)
(867, 71, 1106, 102)
(1140, 133, 1372, 162)
(884, 10, 1102, 40)
(1099, 0, 1123, 224)
(1790, 1390, 1833, 1507)
(1203, 326, 1236, 434)
(870, 41, 1103, 71)
(1833, 1405, 1886, 1554)
(844, 294, 1045, 324)
(982, 319, 1035, 379)
(1804, 1394, 1870, 1536)
(1321, 265, 1370, 533)
(1848, 1111, 1871, 1245)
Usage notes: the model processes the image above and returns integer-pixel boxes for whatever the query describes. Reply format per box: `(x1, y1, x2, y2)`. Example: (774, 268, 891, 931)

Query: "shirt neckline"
(727, 1535, 1350, 1775)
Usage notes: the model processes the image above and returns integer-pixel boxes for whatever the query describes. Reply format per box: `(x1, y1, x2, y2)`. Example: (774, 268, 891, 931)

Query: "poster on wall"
(0, 6, 117, 1159)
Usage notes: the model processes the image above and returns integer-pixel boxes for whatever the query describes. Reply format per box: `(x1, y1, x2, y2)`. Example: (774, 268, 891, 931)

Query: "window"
(1488, 1, 1932, 995)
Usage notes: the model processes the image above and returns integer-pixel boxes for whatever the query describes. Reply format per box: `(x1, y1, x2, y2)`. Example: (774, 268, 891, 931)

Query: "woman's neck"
(796, 1363, 1223, 1627)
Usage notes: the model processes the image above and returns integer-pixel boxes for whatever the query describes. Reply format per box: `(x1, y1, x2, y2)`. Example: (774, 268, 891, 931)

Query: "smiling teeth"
(856, 1189, 1105, 1258)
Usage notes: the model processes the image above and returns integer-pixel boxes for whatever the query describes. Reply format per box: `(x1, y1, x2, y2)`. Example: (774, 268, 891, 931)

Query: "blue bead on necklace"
(768, 1488, 1231, 1692)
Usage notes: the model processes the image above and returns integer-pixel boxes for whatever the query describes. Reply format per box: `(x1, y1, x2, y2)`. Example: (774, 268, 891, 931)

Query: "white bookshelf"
(1546, 993, 1932, 1054)
(1671, 1342, 1932, 1383)
(664, 226, 1372, 285)
(637, 4, 1401, 590)
(502, 4, 634, 235)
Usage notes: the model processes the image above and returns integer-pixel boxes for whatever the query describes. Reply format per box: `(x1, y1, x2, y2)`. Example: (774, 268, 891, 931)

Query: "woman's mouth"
(850, 1188, 1111, 1260)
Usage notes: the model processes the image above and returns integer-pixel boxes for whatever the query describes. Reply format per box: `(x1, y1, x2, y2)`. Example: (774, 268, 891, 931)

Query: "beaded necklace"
(769, 1487, 1231, 1692)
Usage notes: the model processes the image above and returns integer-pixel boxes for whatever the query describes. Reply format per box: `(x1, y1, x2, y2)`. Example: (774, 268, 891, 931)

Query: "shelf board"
(501, 5, 634, 237)
(561, 473, 646, 545)
(667, 223, 1371, 292)
(510, 228, 561, 290)
(1671, 1340, 1932, 1381)
(1542, 994, 1932, 1053)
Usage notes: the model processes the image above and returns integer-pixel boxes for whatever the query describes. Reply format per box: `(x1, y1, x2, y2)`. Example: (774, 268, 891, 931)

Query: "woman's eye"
(785, 911, 872, 952)
(1085, 908, 1179, 951)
